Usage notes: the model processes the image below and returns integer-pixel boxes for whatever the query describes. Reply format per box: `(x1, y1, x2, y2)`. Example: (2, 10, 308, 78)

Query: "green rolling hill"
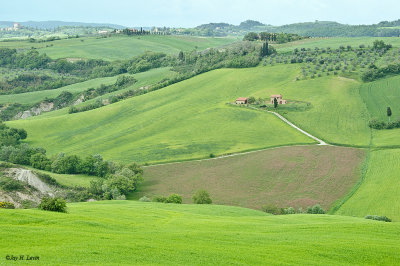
(336, 149, 400, 221)
(0, 35, 238, 60)
(2, 34, 400, 265)
(359, 75, 400, 147)
(8, 65, 317, 164)
(8, 63, 380, 163)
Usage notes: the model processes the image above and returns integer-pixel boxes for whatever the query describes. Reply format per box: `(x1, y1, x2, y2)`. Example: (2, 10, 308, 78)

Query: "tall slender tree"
(274, 97, 278, 109)
(387, 107, 392, 122)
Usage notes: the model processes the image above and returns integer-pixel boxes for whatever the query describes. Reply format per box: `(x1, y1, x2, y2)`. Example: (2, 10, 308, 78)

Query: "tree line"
(0, 40, 272, 97)
(0, 122, 143, 201)
(243, 32, 305, 43)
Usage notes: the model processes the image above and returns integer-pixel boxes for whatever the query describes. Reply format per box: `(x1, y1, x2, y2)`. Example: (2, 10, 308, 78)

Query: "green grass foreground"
(0, 201, 399, 265)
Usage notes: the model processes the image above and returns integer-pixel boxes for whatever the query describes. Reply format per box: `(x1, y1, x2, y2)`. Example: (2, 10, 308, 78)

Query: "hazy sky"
(1, 0, 399, 27)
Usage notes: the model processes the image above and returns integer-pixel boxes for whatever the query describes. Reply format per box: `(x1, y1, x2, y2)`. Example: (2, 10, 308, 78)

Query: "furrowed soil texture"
(135, 145, 365, 210)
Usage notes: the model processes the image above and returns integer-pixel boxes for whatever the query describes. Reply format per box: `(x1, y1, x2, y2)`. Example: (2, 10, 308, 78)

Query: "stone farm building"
(270, 94, 287, 105)
(236, 97, 248, 104)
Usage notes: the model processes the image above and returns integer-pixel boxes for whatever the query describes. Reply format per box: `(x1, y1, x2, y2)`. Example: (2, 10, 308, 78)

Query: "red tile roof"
(236, 97, 248, 101)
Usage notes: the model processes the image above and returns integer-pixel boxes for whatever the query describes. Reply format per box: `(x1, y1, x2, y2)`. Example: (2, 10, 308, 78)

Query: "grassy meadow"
(372, 128, 400, 147)
(22, 166, 99, 188)
(8, 65, 317, 164)
(358, 75, 400, 147)
(360, 75, 400, 122)
(272, 76, 371, 146)
(1, 201, 400, 265)
(7, 63, 380, 162)
(0, 35, 238, 60)
(135, 145, 365, 211)
(336, 149, 400, 221)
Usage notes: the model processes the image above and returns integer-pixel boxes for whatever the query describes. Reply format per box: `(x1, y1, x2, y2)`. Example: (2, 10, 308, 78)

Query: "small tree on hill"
(274, 97, 278, 109)
(192, 190, 212, 204)
(166, 194, 182, 204)
(387, 107, 392, 122)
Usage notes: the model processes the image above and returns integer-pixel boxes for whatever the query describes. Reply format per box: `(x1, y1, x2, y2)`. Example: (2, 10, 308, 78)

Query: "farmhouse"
(236, 97, 248, 104)
(270, 94, 287, 105)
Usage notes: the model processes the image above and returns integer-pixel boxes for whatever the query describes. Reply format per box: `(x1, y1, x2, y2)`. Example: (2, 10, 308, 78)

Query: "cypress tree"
(387, 107, 392, 122)
(274, 97, 278, 108)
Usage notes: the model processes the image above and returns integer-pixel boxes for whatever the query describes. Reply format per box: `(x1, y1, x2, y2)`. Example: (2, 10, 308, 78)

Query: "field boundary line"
(145, 109, 333, 168)
(143, 144, 320, 168)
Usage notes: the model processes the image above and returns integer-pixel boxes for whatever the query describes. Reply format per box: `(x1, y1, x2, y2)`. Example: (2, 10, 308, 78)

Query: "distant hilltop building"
(0, 22, 21, 31)
(270, 94, 287, 105)
(98, 30, 110, 34)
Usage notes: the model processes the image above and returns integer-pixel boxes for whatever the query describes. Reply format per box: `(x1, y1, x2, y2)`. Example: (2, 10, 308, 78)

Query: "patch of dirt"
(1, 168, 57, 208)
(139, 146, 366, 211)
(14, 102, 55, 120)
(6, 168, 54, 196)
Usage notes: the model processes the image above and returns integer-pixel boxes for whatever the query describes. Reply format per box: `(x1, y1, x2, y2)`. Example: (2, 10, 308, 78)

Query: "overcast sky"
(1, 0, 399, 27)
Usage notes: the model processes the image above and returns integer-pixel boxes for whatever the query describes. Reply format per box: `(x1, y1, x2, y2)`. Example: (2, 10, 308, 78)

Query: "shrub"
(153, 195, 167, 203)
(262, 205, 281, 215)
(0, 177, 24, 191)
(311, 204, 325, 214)
(139, 196, 151, 202)
(21, 199, 35, 209)
(166, 194, 182, 204)
(365, 215, 392, 222)
(369, 119, 400, 130)
(110, 188, 126, 200)
(51, 153, 81, 174)
(282, 207, 296, 214)
(0, 201, 15, 209)
(105, 174, 135, 196)
(192, 190, 212, 204)
(38, 197, 67, 213)
(30, 153, 52, 170)
(248, 96, 256, 104)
